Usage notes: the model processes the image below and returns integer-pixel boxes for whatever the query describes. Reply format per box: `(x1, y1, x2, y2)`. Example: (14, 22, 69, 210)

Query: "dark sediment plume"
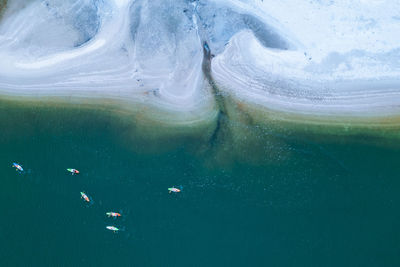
(202, 41, 227, 146)
(202, 40, 255, 148)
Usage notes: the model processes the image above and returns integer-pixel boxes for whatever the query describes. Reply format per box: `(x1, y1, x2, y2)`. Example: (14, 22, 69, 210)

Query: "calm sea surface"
(0, 101, 399, 266)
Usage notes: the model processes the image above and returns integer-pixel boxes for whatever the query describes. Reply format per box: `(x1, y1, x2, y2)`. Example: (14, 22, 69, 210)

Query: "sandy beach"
(0, 0, 399, 129)
(212, 31, 400, 119)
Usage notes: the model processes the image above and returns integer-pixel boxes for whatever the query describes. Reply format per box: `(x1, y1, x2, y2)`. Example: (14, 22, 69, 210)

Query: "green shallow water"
(0, 101, 400, 266)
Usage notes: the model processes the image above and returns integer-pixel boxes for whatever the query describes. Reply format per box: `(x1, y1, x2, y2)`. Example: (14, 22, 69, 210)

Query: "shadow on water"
(1, 99, 400, 266)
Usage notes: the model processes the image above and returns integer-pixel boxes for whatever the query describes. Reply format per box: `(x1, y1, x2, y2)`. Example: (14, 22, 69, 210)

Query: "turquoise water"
(1, 102, 400, 266)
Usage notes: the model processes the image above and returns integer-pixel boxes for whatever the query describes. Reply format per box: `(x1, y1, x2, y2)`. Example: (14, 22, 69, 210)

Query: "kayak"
(12, 163, 23, 171)
(168, 187, 181, 193)
(106, 226, 119, 232)
(67, 168, 79, 174)
(80, 192, 90, 202)
(106, 212, 121, 218)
